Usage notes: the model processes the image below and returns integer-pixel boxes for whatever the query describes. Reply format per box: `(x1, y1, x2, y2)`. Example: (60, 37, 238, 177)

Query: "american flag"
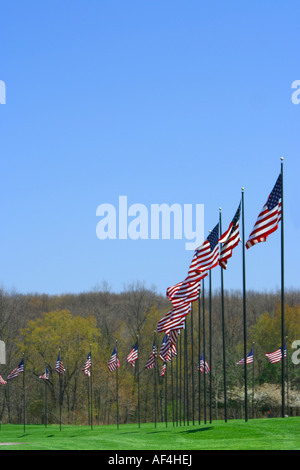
(237, 349, 254, 365)
(187, 223, 220, 278)
(265, 343, 287, 364)
(144, 340, 157, 370)
(126, 342, 138, 368)
(157, 275, 203, 335)
(246, 173, 282, 249)
(55, 353, 66, 375)
(197, 355, 210, 374)
(39, 367, 50, 380)
(82, 351, 92, 374)
(108, 346, 120, 372)
(0, 373, 7, 385)
(7, 359, 24, 381)
(159, 363, 167, 377)
(219, 202, 241, 269)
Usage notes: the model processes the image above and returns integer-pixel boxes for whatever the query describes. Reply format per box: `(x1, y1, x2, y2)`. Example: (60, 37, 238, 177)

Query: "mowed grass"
(0, 417, 299, 450)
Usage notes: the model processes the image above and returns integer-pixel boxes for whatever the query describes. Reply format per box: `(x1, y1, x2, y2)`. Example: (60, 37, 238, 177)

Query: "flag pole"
(154, 331, 157, 428)
(219, 208, 227, 422)
(22, 353, 26, 433)
(137, 335, 140, 428)
(45, 362, 48, 428)
(116, 340, 119, 429)
(171, 350, 174, 427)
(252, 342, 255, 419)
(209, 269, 212, 423)
(185, 321, 189, 425)
(202, 278, 207, 424)
(165, 362, 168, 427)
(175, 333, 178, 427)
(280, 157, 285, 418)
(179, 328, 182, 426)
(90, 344, 93, 430)
(198, 290, 201, 425)
(241, 188, 248, 422)
(286, 336, 289, 416)
(190, 302, 195, 425)
(59, 347, 62, 431)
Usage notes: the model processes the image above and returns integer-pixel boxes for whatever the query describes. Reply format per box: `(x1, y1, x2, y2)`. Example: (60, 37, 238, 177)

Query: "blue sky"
(0, 1, 299, 296)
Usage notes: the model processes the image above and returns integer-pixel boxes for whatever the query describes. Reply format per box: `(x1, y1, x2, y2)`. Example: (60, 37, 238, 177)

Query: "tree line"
(0, 283, 299, 425)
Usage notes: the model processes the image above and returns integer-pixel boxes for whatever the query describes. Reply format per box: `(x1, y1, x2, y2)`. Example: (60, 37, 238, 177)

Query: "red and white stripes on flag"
(55, 354, 65, 375)
(144, 341, 157, 370)
(219, 202, 241, 269)
(126, 342, 138, 368)
(246, 173, 282, 249)
(108, 346, 120, 372)
(159, 334, 176, 363)
(187, 223, 220, 279)
(7, 359, 24, 381)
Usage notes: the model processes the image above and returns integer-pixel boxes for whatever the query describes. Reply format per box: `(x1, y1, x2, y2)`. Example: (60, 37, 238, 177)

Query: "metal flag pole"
(165, 362, 168, 427)
(116, 340, 119, 429)
(190, 302, 195, 425)
(137, 335, 140, 428)
(44, 362, 48, 428)
(22, 353, 26, 433)
(90, 344, 93, 430)
(241, 188, 248, 422)
(59, 347, 62, 431)
(198, 290, 201, 425)
(252, 342, 255, 419)
(154, 331, 157, 428)
(179, 328, 182, 426)
(286, 336, 289, 416)
(209, 269, 212, 423)
(219, 208, 227, 422)
(280, 157, 285, 418)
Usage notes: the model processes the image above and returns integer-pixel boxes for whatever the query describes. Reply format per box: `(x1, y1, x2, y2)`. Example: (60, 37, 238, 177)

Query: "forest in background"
(0, 282, 299, 425)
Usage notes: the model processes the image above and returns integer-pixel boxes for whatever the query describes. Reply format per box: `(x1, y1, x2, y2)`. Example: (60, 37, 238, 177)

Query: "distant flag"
(0, 373, 7, 385)
(159, 363, 167, 377)
(82, 351, 92, 375)
(219, 202, 241, 269)
(145, 340, 157, 370)
(237, 349, 254, 365)
(55, 353, 66, 375)
(159, 334, 176, 363)
(246, 173, 282, 249)
(39, 367, 50, 380)
(126, 342, 138, 368)
(197, 355, 210, 374)
(108, 346, 120, 372)
(265, 343, 287, 364)
(187, 223, 220, 277)
(7, 359, 24, 381)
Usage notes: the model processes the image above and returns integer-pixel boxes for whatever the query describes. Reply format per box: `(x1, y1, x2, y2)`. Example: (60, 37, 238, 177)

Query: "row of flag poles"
(155, 158, 285, 423)
(0, 338, 289, 429)
(0, 159, 286, 428)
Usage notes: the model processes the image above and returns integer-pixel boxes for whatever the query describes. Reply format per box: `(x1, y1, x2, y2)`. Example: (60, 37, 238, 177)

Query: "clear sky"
(0, 1, 299, 296)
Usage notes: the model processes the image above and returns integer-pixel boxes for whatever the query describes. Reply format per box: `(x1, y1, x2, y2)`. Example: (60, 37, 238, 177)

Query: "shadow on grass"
(182, 427, 213, 434)
(145, 426, 212, 435)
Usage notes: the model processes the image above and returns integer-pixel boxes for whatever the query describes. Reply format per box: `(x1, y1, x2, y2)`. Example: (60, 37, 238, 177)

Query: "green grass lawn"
(0, 417, 299, 450)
